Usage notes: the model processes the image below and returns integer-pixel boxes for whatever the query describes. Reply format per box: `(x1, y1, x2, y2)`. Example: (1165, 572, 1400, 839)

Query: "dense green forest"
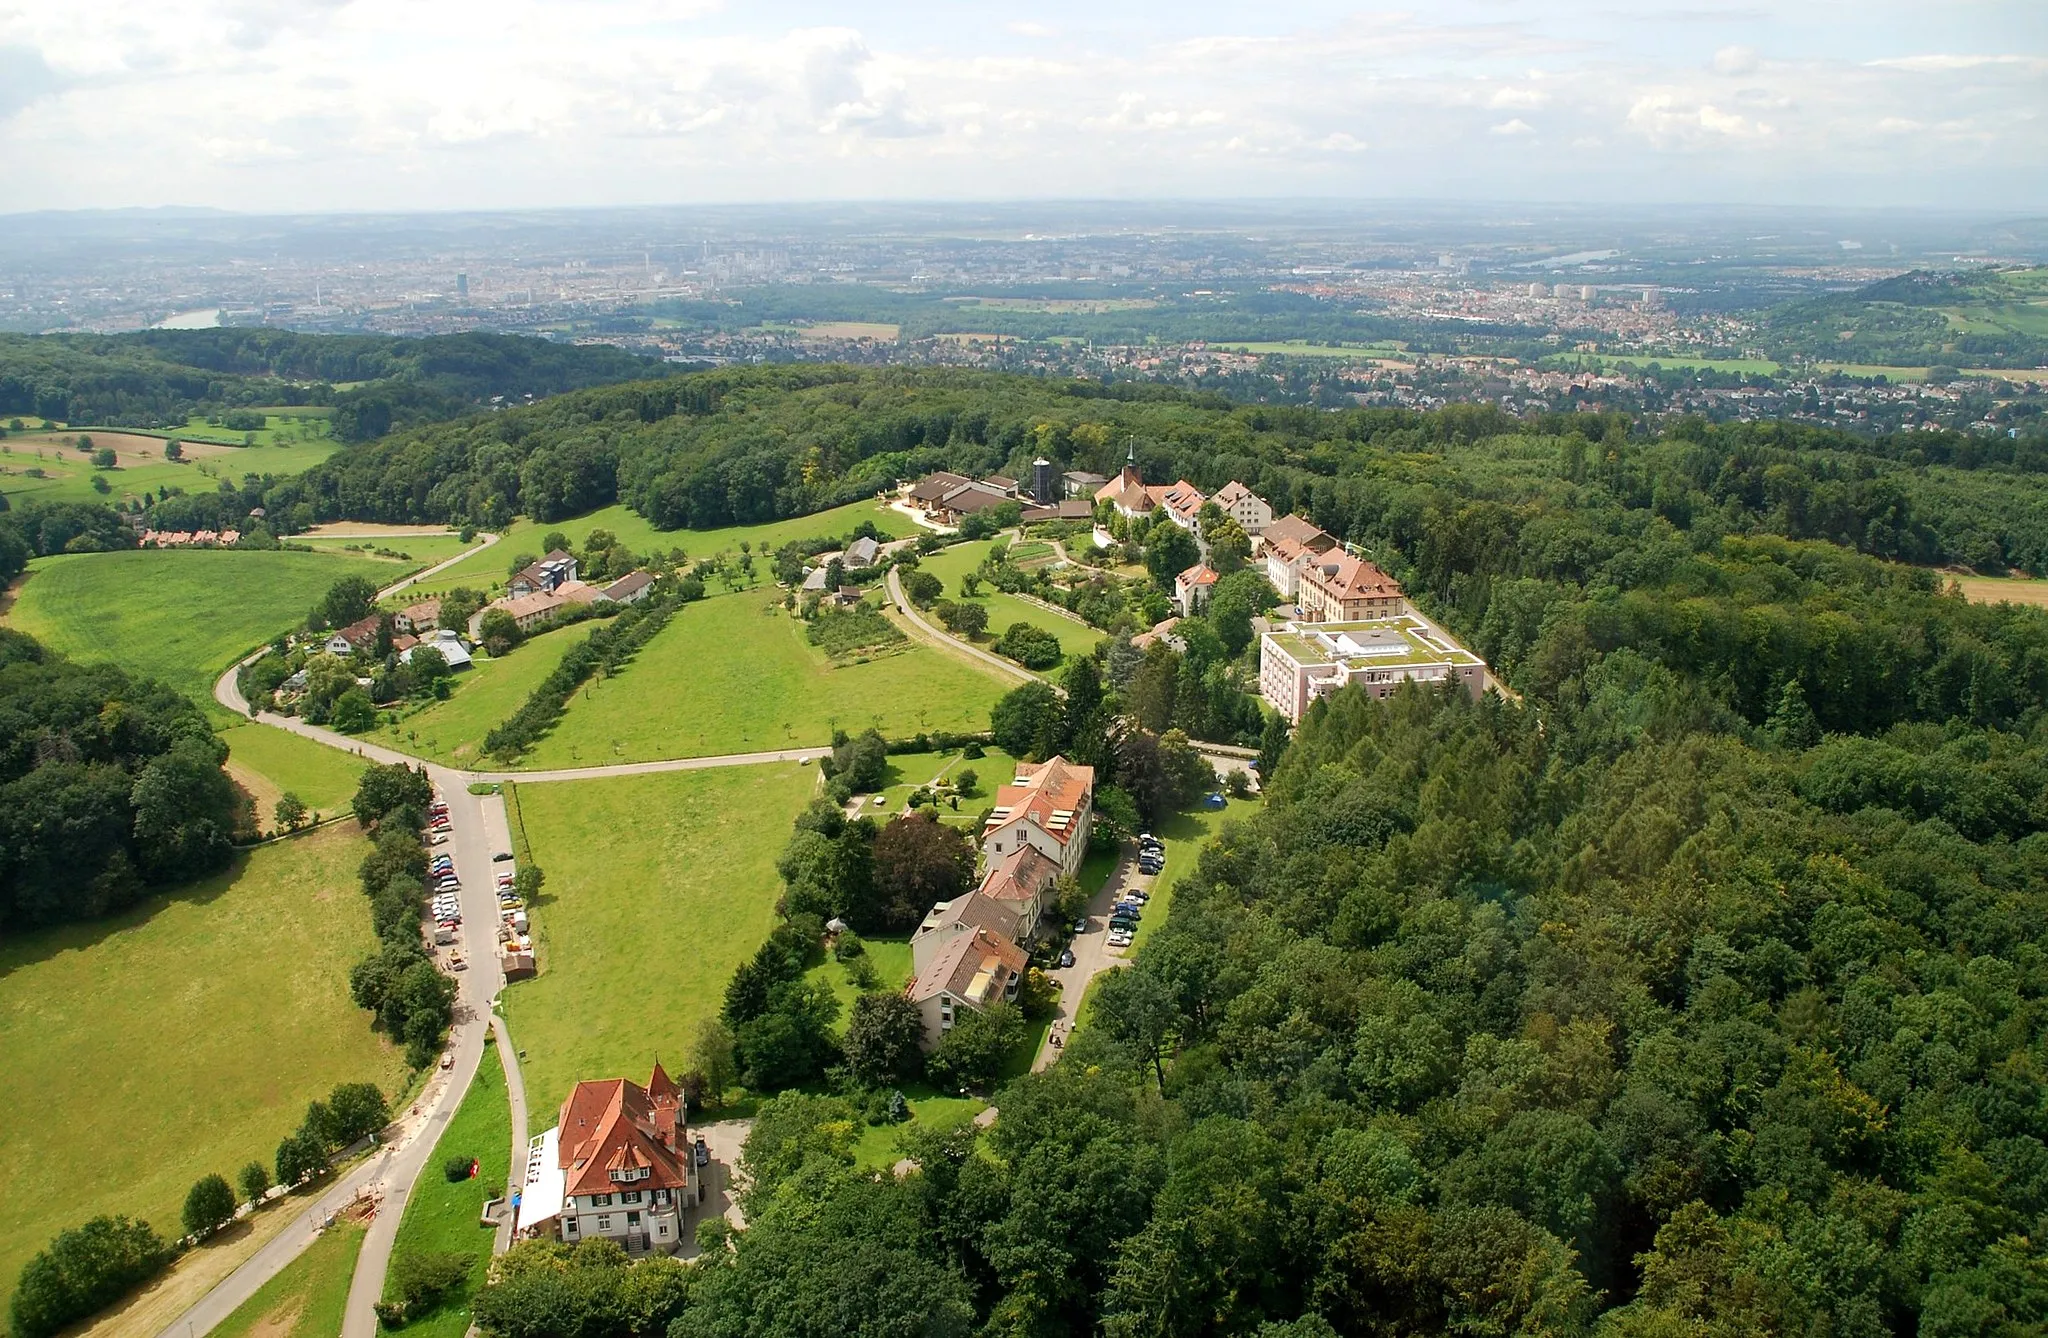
(0, 330, 657, 438)
(0, 628, 243, 930)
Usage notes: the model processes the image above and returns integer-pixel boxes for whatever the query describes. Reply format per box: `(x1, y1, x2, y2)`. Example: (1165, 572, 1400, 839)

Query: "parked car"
(492, 851, 513, 863)
(1059, 949, 1075, 968)
(449, 954, 468, 971)
(1073, 919, 1089, 934)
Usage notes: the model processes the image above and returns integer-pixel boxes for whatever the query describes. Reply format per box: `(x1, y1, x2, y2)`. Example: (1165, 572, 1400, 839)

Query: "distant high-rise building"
(1528, 283, 1547, 299)
(1641, 286, 1661, 309)
(1553, 283, 1572, 299)
(456, 273, 469, 298)
(1579, 285, 1596, 302)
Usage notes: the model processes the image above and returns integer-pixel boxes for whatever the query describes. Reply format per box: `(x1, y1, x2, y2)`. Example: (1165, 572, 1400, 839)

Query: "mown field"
(381, 1055, 510, 1338)
(0, 429, 342, 508)
(208, 1221, 366, 1338)
(412, 498, 916, 596)
(3, 548, 405, 712)
(513, 586, 1007, 767)
(0, 825, 406, 1315)
(1952, 574, 2048, 609)
(377, 620, 596, 766)
(502, 765, 818, 1107)
(222, 722, 370, 826)
(296, 532, 477, 569)
(914, 539, 1104, 673)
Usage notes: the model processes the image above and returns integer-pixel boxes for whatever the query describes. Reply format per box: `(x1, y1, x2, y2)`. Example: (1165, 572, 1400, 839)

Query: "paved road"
(885, 566, 1036, 685)
(1032, 841, 1155, 1071)
(378, 531, 498, 600)
(490, 1012, 529, 1257)
(474, 747, 827, 784)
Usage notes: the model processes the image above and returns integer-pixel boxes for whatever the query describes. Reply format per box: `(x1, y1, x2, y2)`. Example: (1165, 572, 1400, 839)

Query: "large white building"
(1258, 615, 1488, 722)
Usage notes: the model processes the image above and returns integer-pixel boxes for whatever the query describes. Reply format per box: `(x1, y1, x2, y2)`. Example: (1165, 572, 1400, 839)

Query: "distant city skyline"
(1, 0, 2043, 212)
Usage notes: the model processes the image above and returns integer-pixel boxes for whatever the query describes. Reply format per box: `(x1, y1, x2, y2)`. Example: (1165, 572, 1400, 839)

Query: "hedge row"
(483, 592, 682, 758)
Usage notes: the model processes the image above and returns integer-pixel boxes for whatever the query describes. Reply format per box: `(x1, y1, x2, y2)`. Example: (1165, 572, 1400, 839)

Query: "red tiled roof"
(977, 844, 1060, 907)
(909, 926, 1028, 1004)
(983, 755, 1094, 848)
(1178, 563, 1219, 588)
(1152, 480, 1205, 522)
(556, 1066, 691, 1197)
(1304, 551, 1403, 602)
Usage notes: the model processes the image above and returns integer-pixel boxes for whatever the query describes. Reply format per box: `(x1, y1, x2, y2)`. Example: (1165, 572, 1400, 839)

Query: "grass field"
(502, 765, 819, 1107)
(381, 1054, 509, 1338)
(208, 1221, 366, 1338)
(511, 587, 1007, 766)
(4, 548, 404, 712)
(298, 533, 477, 569)
(378, 621, 597, 766)
(1212, 340, 1405, 359)
(849, 1094, 986, 1170)
(222, 722, 369, 826)
(806, 938, 916, 1018)
(0, 431, 344, 508)
(1128, 796, 1259, 954)
(0, 825, 406, 1312)
(414, 499, 915, 596)
(914, 540, 1103, 674)
(798, 322, 901, 341)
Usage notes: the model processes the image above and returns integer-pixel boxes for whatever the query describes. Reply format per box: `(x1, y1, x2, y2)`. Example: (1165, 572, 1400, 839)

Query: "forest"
(0, 329, 657, 437)
(0, 628, 244, 929)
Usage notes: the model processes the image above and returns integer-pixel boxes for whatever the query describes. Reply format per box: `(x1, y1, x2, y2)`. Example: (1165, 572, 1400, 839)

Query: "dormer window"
(609, 1164, 648, 1183)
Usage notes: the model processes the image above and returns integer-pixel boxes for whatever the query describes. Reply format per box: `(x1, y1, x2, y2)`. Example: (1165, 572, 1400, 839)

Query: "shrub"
(926, 1002, 1026, 1091)
(183, 1173, 238, 1238)
(9, 1217, 173, 1338)
(376, 1250, 474, 1327)
(444, 1154, 475, 1182)
(993, 622, 1062, 669)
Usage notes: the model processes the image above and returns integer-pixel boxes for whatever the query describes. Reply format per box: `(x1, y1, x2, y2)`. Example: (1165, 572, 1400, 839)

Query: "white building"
(1211, 481, 1274, 537)
(1258, 615, 1488, 723)
(512, 1063, 701, 1256)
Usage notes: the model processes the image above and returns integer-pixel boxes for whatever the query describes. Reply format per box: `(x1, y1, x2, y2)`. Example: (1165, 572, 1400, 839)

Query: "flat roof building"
(1258, 614, 1488, 723)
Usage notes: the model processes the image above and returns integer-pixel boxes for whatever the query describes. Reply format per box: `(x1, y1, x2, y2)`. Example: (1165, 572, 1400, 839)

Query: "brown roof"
(336, 614, 382, 648)
(553, 580, 600, 605)
(499, 590, 567, 620)
(1152, 480, 1205, 522)
(603, 571, 654, 599)
(1177, 563, 1219, 589)
(984, 755, 1095, 848)
(1213, 480, 1261, 511)
(939, 483, 1011, 514)
(1263, 514, 1338, 553)
(909, 926, 1028, 1005)
(920, 889, 1026, 943)
(909, 472, 973, 504)
(977, 844, 1061, 908)
(1303, 551, 1403, 602)
(1020, 498, 1094, 523)
(399, 598, 441, 626)
(557, 1066, 691, 1197)
(1265, 535, 1312, 566)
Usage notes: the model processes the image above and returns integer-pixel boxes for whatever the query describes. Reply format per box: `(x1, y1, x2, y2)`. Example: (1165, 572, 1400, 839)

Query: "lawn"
(221, 722, 369, 825)
(849, 1094, 986, 1171)
(3, 548, 406, 712)
(806, 937, 916, 1017)
(512, 587, 1007, 767)
(1128, 795, 1260, 954)
(864, 746, 1020, 831)
(502, 765, 820, 1108)
(915, 539, 1104, 673)
(208, 1222, 367, 1338)
(1950, 574, 2048, 609)
(377, 620, 596, 766)
(0, 431, 342, 508)
(0, 824, 406, 1313)
(297, 533, 478, 569)
(417, 499, 916, 596)
(381, 1053, 510, 1338)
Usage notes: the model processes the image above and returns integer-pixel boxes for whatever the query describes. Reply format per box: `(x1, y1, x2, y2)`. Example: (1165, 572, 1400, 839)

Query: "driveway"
(1031, 840, 1157, 1071)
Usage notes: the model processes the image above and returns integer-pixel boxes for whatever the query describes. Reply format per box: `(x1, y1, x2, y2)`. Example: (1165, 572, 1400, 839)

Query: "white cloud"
(0, 0, 2040, 209)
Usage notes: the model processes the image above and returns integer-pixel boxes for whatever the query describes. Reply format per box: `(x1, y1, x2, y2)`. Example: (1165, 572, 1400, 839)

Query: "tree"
(1091, 965, 1178, 1090)
(994, 622, 1062, 669)
(842, 992, 927, 1087)
(938, 599, 989, 639)
(991, 680, 1064, 759)
(319, 576, 378, 630)
(827, 727, 889, 793)
(273, 791, 309, 832)
(1144, 525, 1200, 591)
(690, 1016, 738, 1107)
(238, 1161, 271, 1204)
(183, 1173, 238, 1238)
(164, 439, 183, 461)
(438, 587, 486, 632)
(903, 569, 943, 607)
(352, 762, 431, 830)
(327, 1082, 391, 1145)
(276, 1131, 326, 1186)
(328, 687, 375, 732)
(953, 767, 979, 797)
(477, 608, 523, 656)
(513, 864, 544, 903)
(926, 1002, 1024, 1091)
(9, 1217, 172, 1338)
(1207, 517, 1252, 573)
(870, 812, 975, 929)
(92, 447, 117, 469)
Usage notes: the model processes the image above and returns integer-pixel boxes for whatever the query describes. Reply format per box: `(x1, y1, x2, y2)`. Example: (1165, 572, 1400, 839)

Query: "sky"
(0, 0, 2043, 213)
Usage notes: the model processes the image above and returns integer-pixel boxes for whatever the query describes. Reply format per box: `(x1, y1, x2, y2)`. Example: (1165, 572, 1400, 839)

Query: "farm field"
(513, 586, 1007, 766)
(3, 547, 403, 711)
(208, 1221, 367, 1338)
(1951, 574, 2048, 608)
(298, 532, 477, 568)
(376, 620, 596, 766)
(0, 431, 343, 508)
(798, 321, 900, 340)
(915, 539, 1104, 672)
(502, 765, 818, 1106)
(0, 824, 406, 1313)
(380, 1056, 510, 1338)
(415, 498, 914, 595)
(222, 722, 369, 826)
(1214, 340, 1405, 359)
(169, 409, 336, 447)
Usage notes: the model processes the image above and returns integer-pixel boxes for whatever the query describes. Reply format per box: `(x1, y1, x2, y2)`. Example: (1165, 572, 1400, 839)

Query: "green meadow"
(4, 548, 405, 712)
(381, 1055, 511, 1338)
(208, 1221, 367, 1338)
(915, 539, 1104, 673)
(0, 825, 406, 1312)
(0, 432, 344, 509)
(512, 586, 1007, 767)
(502, 764, 818, 1107)
(221, 721, 370, 823)
(377, 620, 597, 766)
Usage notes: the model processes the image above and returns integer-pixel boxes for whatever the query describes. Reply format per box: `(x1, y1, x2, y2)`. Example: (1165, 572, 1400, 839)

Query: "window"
(591, 1193, 612, 1207)
(623, 1190, 642, 1204)
(628, 1211, 641, 1226)
(597, 1216, 611, 1231)
(657, 1222, 668, 1236)
(655, 1189, 669, 1205)
(564, 1218, 579, 1234)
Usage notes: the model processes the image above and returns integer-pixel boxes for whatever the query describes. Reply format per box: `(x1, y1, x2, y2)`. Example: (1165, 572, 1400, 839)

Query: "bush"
(993, 622, 1062, 669)
(183, 1173, 238, 1238)
(834, 931, 865, 960)
(9, 1217, 174, 1338)
(444, 1154, 475, 1182)
(806, 603, 905, 658)
(376, 1250, 474, 1327)
(901, 569, 943, 607)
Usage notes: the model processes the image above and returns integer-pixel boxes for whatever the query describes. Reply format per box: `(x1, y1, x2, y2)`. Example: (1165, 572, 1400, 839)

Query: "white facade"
(1258, 616, 1488, 723)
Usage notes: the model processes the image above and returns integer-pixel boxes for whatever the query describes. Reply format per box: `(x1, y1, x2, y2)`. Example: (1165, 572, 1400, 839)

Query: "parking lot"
(1032, 833, 1166, 1071)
